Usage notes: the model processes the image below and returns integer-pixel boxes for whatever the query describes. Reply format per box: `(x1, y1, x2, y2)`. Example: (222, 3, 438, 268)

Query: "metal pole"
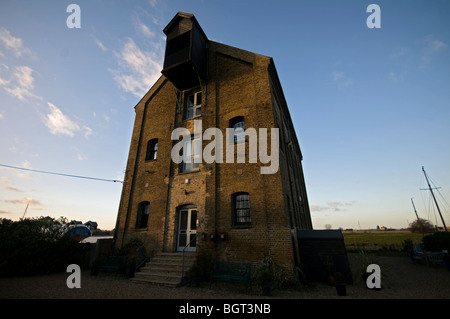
(411, 198, 424, 235)
(422, 166, 447, 232)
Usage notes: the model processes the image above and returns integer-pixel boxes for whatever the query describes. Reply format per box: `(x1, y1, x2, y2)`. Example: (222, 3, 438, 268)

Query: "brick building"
(114, 12, 312, 274)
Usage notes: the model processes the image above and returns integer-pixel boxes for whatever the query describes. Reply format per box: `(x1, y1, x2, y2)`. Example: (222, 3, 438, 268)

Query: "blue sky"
(0, 0, 449, 230)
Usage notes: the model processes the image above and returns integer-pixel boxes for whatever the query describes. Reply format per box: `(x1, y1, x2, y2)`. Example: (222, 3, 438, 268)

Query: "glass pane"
(184, 140, 192, 159)
(194, 139, 201, 156)
(143, 203, 150, 215)
(189, 234, 196, 247)
(180, 210, 188, 231)
(179, 234, 187, 247)
(234, 121, 245, 142)
(190, 210, 197, 230)
(196, 92, 201, 105)
(188, 94, 195, 107)
(195, 106, 201, 116)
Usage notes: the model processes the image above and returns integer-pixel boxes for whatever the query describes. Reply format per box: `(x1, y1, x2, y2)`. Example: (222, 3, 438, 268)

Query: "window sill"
(178, 168, 201, 175)
(183, 115, 202, 121)
(231, 224, 252, 229)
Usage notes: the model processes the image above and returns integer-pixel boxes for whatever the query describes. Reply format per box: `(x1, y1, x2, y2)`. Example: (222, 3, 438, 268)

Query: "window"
(180, 135, 201, 173)
(185, 91, 202, 119)
(136, 201, 150, 229)
(232, 192, 251, 226)
(230, 116, 245, 143)
(146, 139, 158, 161)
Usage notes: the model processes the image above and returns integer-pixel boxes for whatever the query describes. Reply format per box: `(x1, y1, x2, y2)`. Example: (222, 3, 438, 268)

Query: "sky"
(0, 0, 449, 231)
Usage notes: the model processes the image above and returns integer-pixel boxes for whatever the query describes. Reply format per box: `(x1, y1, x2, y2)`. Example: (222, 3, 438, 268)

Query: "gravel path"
(1, 253, 449, 299)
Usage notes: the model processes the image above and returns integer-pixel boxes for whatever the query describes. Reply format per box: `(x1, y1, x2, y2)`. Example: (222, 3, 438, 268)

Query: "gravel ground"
(1, 253, 449, 299)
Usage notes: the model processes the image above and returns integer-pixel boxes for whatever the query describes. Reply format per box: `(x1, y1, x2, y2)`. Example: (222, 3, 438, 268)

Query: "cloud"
(0, 27, 32, 57)
(82, 126, 93, 139)
(0, 176, 13, 184)
(310, 205, 330, 212)
(15, 160, 33, 179)
(4, 197, 43, 207)
(44, 102, 80, 137)
(0, 65, 41, 101)
(420, 36, 447, 68)
(388, 71, 402, 82)
(332, 72, 353, 89)
(2, 186, 24, 193)
(110, 37, 162, 97)
(44, 102, 94, 138)
(91, 35, 108, 52)
(137, 22, 155, 38)
(311, 201, 356, 212)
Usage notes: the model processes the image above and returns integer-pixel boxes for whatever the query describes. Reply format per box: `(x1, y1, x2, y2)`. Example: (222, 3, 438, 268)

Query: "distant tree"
(408, 218, 434, 233)
(324, 224, 332, 230)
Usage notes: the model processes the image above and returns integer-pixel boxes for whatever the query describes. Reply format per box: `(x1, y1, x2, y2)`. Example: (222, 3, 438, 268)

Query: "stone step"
(131, 252, 196, 287)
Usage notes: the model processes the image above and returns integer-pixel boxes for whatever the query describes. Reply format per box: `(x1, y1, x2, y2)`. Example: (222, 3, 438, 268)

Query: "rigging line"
(0, 163, 124, 184)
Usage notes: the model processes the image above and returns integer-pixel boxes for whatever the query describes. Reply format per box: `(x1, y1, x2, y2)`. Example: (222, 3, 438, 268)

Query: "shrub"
(0, 217, 86, 276)
(422, 232, 450, 252)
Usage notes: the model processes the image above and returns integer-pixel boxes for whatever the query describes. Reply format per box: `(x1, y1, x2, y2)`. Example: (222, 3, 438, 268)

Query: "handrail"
(181, 234, 197, 283)
(135, 234, 159, 272)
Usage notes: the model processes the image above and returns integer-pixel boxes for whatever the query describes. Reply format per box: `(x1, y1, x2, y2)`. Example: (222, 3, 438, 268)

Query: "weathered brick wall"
(114, 40, 311, 271)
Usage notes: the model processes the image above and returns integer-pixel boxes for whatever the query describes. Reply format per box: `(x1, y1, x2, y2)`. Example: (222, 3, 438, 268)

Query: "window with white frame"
(185, 91, 202, 119)
(180, 135, 201, 173)
(145, 138, 158, 161)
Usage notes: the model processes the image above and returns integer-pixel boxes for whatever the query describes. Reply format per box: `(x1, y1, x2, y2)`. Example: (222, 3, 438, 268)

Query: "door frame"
(176, 206, 197, 252)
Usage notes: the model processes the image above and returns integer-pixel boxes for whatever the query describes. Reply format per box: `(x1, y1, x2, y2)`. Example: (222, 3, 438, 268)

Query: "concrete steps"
(131, 252, 196, 287)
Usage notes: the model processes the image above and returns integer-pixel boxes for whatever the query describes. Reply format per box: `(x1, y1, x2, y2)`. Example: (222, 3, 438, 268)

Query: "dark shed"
(297, 230, 353, 284)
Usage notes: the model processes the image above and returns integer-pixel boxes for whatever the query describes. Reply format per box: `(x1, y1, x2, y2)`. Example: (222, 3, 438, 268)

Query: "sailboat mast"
(422, 166, 448, 232)
(411, 198, 420, 221)
(22, 201, 30, 219)
(411, 198, 424, 234)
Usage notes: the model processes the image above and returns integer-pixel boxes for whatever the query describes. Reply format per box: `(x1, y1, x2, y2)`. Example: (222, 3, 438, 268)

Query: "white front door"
(177, 208, 197, 252)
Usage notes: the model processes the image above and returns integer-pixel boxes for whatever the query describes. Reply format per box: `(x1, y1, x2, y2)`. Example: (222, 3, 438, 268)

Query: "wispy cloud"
(332, 72, 353, 89)
(388, 71, 402, 82)
(137, 21, 155, 38)
(110, 37, 162, 97)
(4, 197, 43, 208)
(91, 35, 108, 52)
(44, 102, 93, 139)
(0, 65, 41, 101)
(0, 27, 33, 57)
(2, 186, 24, 193)
(44, 102, 80, 137)
(311, 201, 356, 212)
(420, 36, 447, 68)
(3, 160, 34, 179)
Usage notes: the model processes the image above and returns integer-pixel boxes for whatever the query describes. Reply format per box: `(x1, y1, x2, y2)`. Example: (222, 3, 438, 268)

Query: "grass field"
(342, 231, 424, 251)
